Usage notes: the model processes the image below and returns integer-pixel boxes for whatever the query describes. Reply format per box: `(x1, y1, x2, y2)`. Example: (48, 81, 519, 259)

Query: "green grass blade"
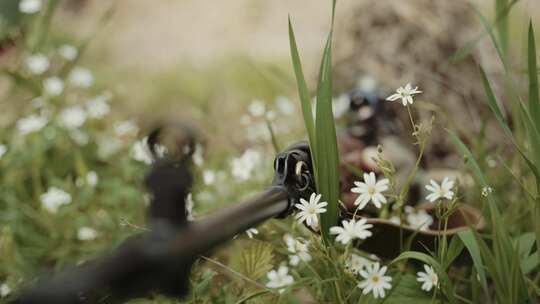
(528, 21, 540, 132)
(391, 251, 457, 303)
(288, 17, 317, 165)
(458, 230, 488, 290)
(314, 1, 339, 241)
(478, 67, 540, 179)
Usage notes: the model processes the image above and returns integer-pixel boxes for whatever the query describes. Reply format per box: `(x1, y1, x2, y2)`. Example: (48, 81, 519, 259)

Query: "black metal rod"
(14, 186, 289, 304)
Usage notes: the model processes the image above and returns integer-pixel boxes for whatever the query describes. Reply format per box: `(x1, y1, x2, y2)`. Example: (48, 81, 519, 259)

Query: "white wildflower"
(230, 149, 261, 181)
(389, 216, 401, 225)
(202, 170, 216, 185)
(43, 77, 64, 96)
(284, 234, 311, 266)
(0, 283, 10, 297)
(386, 83, 422, 106)
(294, 193, 327, 229)
(425, 177, 455, 203)
(114, 120, 139, 136)
(346, 253, 372, 274)
(86, 171, 98, 186)
(186, 193, 194, 221)
(19, 0, 42, 14)
(59, 106, 87, 129)
(248, 99, 266, 117)
(245, 228, 258, 238)
(358, 262, 392, 299)
(481, 186, 493, 197)
(192, 144, 204, 166)
(41, 187, 72, 213)
(351, 172, 389, 209)
(69, 129, 89, 146)
(17, 114, 47, 135)
(59, 45, 78, 61)
(25, 54, 49, 74)
(330, 218, 373, 245)
(333, 94, 350, 119)
(86, 94, 111, 119)
(275, 96, 295, 115)
(417, 264, 438, 292)
(266, 266, 294, 293)
(77, 226, 98, 241)
(0, 145, 7, 159)
(69, 67, 94, 88)
(406, 209, 433, 231)
(132, 137, 153, 164)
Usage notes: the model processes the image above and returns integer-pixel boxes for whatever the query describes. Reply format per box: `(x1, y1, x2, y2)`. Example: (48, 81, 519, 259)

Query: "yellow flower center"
(368, 186, 376, 195)
(371, 276, 379, 283)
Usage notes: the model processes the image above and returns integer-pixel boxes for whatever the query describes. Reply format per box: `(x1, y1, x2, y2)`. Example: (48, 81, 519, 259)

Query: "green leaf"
(478, 67, 540, 180)
(288, 17, 317, 164)
(458, 230, 487, 290)
(528, 21, 540, 133)
(383, 274, 441, 304)
(237, 242, 274, 281)
(444, 235, 464, 269)
(391, 251, 457, 304)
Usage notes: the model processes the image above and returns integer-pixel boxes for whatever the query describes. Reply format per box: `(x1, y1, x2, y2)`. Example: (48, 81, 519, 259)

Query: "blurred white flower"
(417, 264, 438, 292)
(19, 0, 42, 14)
(0, 145, 7, 159)
(77, 226, 98, 241)
(346, 253, 372, 274)
(25, 54, 49, 74)
(69, 129, 89, 146)
(284, 234, 311, 266)
(389, 216, 401, 225)
(266, 266, 294, 293)
(59, 44, 78, 61)
(358, 262, 392, 299)
(386, 83, 422, 106)
(330, 218, 373, 245)
(265, 110, 276, 121)
(43, 77, 64, 96)
(245, 228, 258, 238)
(406, 209, 433, 231)
(192, 144, 204, 166)
(248, 99, 265, 117)
(41, 187, 72, 213)
(230, 149, 261, 181)
(202, 170, 216, 185)
(333, 94, 350, 119)
(351, 172, 389, 210)
(246, 122, 270, 142)
(294, 193, 327, 229)
(97, 137, 122, 158)
(275, 96, 295, 115)
(186, 193, 195, 221)
(17, 114, 47, 135)
(132, 137, 153, 164)
(114, 120, 139, 136)
(60, 106, 87, 129)
(86, 94, 111, 119)
(86, 171, 98, 187)
(481, 186, 493, 197)
(69, 67, 94, 88)
(425, 177, 455, 203)
(357, 75, 377, 93)
(0, 283, 10, 297)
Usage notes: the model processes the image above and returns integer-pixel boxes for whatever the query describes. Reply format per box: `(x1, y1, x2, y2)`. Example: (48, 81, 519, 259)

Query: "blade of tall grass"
(457, 230, 488, 290)
(288, 18, 317, 162)
(314, 22, 339, 242)
(478, 67, 540, 180)
(448, 130, 528, 302)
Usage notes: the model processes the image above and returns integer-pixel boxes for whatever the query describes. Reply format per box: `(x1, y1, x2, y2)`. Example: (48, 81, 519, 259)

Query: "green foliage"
(237, 242, 274, 281)
(288, 0, 339, 241)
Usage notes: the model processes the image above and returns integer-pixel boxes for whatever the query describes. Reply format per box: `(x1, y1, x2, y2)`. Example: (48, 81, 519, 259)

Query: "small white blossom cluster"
(266, 265, 294, 293)
(330, 218, 373, 245)
(77, 226, 98, 241)
(230, 149, 261, 181)
(242, 97, 295, 142)
(351, 172, 390, 210)
(358, 262, 393, 299)
(294, 193, 327, 230)
(0, 144, 7, 159)
(19, 0, 42, 14)
(0, 282, 11, 298)
(425, 177, 455, 203)
(284, 234, 311, 266)
(40, 187, 72, 213)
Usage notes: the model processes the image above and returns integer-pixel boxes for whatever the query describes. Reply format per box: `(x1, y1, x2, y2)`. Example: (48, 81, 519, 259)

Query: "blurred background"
(0, 0, 540, 303)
